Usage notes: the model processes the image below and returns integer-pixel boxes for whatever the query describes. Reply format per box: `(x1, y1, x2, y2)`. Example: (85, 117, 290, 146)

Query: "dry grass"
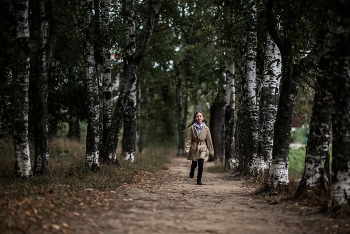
(0, 137, 173, 233)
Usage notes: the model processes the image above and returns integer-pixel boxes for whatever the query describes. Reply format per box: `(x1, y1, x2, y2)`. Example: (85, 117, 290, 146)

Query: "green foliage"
(288, 145, 332, 179)
(207, 162, 226, 173)
(288, 147, 306, 178)
(56, 121, 88, 140)
(273, 0, 331, 59)
(290, 125, 309, 144)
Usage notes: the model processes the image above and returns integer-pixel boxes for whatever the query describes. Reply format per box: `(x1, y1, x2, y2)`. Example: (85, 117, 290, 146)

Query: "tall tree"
(266, 0, 327, 189)
(98, 0, 113, 160)
(34, 0, 50, 175)
(175, 5, 186, 156)
(329, 6, 350, 208)
(103, 0, 162, 163)
(120, 0, 137, 162)
(237, 0, 258, 175)
(224, 51, 235, 169)
(220, 0, 236, 169)
(0, 0, 16, 138)
(122, 74, 137, 161)
(255, 33, 281, 176)
(14, 0, 32, 177)
(73, 0, 100, 171)
(295, 12, 336, 197)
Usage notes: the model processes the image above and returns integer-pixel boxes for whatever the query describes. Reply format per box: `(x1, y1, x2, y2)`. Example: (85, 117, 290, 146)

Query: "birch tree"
(255, 34, 281, 176)
(1, 1, 17, 138)
(220, 0, 236, 169)
(122, 76, 137, 162)
(73, 0, 100, 171)
(103, 0, 162, 163)
(295, 13, 336, 197)
(99, 0, 113, 160)
(121, 0, 137, 162)
(266, 0, 327, 189)
(329, 8, 350, 208)
(224, 51, 235, 169)
(14, 0, 32, 177)
(34, 0, 50, 175)
(237, 0, 258, 175)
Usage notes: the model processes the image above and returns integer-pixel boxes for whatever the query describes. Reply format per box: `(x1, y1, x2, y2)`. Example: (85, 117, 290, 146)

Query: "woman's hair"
(184, 111, 205, 131)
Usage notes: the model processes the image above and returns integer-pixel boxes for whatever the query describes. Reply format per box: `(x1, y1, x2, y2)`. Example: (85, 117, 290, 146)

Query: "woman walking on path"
(185, 111, 214, 185)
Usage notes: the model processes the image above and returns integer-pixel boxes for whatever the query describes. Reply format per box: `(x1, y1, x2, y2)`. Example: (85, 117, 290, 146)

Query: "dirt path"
(60, 157, 348, 234)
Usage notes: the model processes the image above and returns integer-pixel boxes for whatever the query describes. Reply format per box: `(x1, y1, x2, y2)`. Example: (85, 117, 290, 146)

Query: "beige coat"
(185, 125, 214, 161)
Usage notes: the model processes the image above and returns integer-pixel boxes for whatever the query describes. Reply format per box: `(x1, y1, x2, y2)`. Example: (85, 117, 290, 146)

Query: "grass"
(206, 147, 308, 178)
(206, 163, 226, 173)
(0, 137, 173, 232)
(288, 146, 306, 179)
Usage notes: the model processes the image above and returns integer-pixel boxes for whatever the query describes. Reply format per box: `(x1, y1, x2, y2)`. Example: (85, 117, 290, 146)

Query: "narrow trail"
(61, 157, 347, 234)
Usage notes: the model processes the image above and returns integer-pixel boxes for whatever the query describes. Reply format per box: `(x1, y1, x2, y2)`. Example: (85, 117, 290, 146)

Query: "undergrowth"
(0, 137, 173, 232)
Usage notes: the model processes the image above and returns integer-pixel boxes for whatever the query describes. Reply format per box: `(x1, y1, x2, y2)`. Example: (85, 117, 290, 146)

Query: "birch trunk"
(74, 0, 100, 171)
(224, 51, 235, 169)
(329, 18, 350, 208)
(14, 0, 32, 177)
(237, 0, 258, 175)
(100, 0, 112, 160)
(295, 16, 336, 197)
(120, 0, 137, 162)
(255, 34, 281, 176)
(222, 0, 236, 170)
(122, 75, 137, 162)
(103, 0, 162, 163)
(34, 0, 50, 175)
(266, 0, 327, 189)
(138, 80, 149, 154)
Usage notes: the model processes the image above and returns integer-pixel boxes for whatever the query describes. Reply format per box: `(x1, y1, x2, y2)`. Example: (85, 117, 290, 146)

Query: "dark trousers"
(190, 158, 204, 182)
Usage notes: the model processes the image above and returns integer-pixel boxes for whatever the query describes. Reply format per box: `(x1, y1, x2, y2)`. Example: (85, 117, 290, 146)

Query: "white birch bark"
(101, 0, 112, 158)
(238, 0, 258, 174)
(14, 0, 32, 177)
(329, 19, 350, 207)
(73, 1, 100, 170)
(295, 15, 335, 197)
(266, 0, 327, 189)
(255, 34, 281, 176)
(122, 75, 137, 162)
(225, 52, 236, 169)
(103, 0, 162, 163)
(121, 0, 137, 162)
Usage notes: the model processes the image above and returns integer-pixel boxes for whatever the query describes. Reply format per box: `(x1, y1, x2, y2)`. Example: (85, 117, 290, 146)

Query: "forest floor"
(12, 156, 350, 234)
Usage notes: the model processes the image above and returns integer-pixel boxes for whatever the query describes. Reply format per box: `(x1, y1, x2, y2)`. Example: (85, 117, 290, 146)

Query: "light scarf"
(193, 122, 206, 136)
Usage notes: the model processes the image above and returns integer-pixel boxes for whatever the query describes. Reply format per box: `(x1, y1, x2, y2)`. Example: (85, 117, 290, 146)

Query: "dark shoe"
(197, 181, 202, 185)
(189, 171, 194, 178)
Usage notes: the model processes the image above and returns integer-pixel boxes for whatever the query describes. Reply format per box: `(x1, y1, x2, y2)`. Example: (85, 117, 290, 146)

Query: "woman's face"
(195, 112, 204, 125)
